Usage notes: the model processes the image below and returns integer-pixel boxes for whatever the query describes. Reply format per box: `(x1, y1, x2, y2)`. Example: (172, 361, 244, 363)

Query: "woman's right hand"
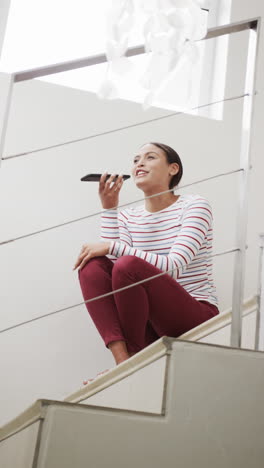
(99, 172, 124, 209)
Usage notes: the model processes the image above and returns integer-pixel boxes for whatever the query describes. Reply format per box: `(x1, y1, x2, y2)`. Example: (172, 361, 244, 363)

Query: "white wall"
(0, 0, 264, 426)
(0, 0, 10, 59)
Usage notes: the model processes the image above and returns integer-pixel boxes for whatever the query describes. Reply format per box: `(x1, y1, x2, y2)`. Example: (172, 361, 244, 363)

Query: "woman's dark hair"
(149, 142, 183, 190)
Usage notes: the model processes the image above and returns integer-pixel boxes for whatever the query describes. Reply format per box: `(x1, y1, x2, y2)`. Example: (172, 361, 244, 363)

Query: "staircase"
(1, 299, 264, 468)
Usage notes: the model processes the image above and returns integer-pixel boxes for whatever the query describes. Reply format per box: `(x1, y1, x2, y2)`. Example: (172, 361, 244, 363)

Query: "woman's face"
(132, 143, 179, 193)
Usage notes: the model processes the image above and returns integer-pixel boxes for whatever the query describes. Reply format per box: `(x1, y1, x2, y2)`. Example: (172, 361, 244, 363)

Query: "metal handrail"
(2, 94, 247, 162)
(9, 18, 259, 83)
(0, 17, 261, 348)
(0, 168, 243, 246)
(0, 247, 238, 335)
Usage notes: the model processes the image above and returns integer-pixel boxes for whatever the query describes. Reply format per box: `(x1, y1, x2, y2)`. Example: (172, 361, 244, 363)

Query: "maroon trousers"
(78, 255, 219, 353)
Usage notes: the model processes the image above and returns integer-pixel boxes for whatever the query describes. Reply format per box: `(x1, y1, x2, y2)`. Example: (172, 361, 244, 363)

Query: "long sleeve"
(109, 198, 212, 279)
(100, 209, 132, 246)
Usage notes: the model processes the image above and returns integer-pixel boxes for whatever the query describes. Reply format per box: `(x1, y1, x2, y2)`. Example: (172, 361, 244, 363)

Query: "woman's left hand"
(73, 242, 110, 271)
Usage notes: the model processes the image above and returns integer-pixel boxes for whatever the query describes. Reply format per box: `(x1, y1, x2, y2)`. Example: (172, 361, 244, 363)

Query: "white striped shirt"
(101, 194, 218, 307)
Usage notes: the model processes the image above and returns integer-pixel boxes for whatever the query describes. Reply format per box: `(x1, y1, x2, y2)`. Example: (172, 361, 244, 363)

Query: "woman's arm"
(109, 197, 212, 278)
(100, 209, 132, 246)
(99, 172, 132, 245)
(74, 173, 130, 271)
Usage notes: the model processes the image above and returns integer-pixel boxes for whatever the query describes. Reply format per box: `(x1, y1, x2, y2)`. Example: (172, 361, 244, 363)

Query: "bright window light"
(0, 1, 231, 119)
(1, 0, 145, 71)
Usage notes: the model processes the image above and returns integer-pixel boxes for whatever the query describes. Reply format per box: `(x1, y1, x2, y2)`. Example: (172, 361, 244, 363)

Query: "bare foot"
(83, 368, 110, 386)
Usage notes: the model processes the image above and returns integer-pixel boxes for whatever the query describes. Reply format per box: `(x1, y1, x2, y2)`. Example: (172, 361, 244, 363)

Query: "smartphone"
(81, 173, 130, 182)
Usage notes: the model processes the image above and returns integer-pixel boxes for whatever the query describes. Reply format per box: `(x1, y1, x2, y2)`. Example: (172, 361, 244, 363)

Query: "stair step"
(1, 339, 264, 468)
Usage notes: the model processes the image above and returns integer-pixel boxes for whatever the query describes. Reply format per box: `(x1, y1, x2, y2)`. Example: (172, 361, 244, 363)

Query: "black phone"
(81, 173, 130, 182)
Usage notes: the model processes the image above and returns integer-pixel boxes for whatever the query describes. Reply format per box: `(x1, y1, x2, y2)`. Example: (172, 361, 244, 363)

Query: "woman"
(74, 142, 219, 377)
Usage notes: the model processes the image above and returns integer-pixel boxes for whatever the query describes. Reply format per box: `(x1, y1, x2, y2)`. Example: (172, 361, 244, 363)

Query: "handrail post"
(0, 72, 14, 167)
(255, 233, 264, 351)
(230, 19, 260, 348)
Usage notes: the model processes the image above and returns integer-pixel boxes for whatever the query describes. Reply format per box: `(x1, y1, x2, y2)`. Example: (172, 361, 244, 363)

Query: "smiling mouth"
(136, 170, 148, 177)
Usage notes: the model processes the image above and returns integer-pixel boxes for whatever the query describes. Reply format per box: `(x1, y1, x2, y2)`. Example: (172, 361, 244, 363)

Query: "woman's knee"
(78, 256, 112, 281)
(113, 255, 142, 274)
(112, 256, 144, 287)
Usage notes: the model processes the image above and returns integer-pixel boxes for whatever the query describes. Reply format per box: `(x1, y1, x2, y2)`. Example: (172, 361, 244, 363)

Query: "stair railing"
(0, 18, 261, 349)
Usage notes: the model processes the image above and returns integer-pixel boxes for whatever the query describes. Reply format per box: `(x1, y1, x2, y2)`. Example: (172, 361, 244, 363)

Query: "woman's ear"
(169, 163, 179, 176)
